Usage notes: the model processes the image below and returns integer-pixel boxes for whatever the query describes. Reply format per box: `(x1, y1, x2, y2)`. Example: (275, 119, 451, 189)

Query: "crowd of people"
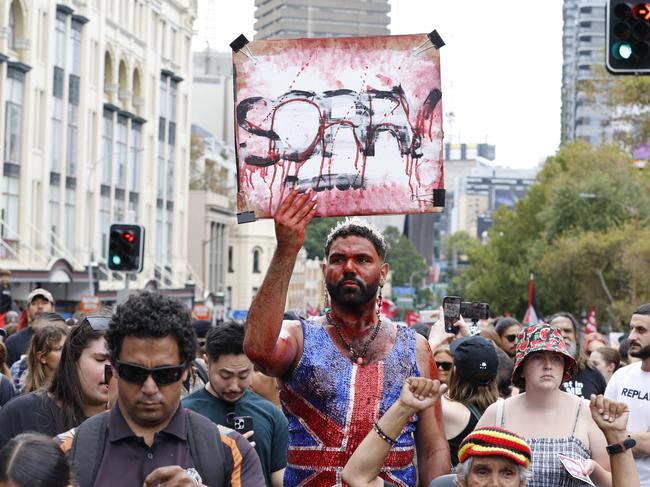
(0, 192, 646, 487)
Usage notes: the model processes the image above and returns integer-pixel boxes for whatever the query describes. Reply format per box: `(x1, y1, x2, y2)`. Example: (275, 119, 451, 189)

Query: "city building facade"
(253, 0, 390, 40)
(0, 0, 197, 312)
(561, 0, 613, 146)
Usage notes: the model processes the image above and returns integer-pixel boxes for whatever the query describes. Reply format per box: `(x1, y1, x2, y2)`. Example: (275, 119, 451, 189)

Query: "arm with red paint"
(414, 334, 452, 484)
(244, 189, 317, 377)
(341, 377, 446, 487)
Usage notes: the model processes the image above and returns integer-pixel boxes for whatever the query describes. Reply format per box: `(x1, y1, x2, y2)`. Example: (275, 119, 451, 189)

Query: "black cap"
(450, 336, 498, 386)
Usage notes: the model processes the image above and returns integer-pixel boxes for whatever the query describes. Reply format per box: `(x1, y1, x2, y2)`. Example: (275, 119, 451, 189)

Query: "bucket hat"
(512, 324, 577, 388)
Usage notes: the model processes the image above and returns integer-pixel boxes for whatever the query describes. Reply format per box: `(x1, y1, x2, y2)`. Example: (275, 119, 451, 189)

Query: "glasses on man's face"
(83, 316, 111, 331)
(505, 334, 518, 343)
(114, 359, 186, 386)
(436, 361, 453, 371)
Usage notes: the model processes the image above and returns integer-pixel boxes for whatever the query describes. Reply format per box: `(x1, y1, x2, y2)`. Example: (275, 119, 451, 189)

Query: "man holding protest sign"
(244, 189, 449, 486)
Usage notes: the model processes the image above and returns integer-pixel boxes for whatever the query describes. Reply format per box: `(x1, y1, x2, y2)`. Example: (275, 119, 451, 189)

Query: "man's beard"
(326, 274, 379, 311)
(565, 340, 577, 358)
(630, 344, 650, 359)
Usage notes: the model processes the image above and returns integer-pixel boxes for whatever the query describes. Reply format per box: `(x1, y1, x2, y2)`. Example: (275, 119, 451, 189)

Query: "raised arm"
(414, 335, 451, 484)
(243, 189, 317, 377)
(342, 377, 447, 487)
(590, 394, 639, 487)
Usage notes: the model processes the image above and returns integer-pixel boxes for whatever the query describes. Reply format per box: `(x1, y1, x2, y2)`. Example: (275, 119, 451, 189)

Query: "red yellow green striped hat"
(458, 427, 532, 469)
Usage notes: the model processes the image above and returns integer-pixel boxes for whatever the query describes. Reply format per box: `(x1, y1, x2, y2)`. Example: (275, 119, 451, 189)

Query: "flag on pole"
(523, 274, 541, 325)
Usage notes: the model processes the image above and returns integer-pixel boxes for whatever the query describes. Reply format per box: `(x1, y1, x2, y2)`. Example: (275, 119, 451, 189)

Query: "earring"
(377, 285, 383, 317)
(323, 280, 330, 309)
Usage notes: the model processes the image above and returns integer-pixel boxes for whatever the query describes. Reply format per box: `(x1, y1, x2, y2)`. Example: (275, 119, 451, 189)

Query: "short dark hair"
(107, 291, 196, 366)
(633, 304, 650, 316)
(0, 433, 71, 487)
(204, 321, 245, 363)
(325, 218, 387, 260)
(495, 317, 520, 336)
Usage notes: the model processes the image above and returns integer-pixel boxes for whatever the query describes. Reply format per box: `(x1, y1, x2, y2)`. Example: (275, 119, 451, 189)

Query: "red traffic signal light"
(107, 223, 145, 272)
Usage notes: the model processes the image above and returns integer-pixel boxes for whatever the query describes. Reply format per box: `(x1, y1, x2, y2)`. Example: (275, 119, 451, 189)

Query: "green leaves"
(453, 142, 650, 329)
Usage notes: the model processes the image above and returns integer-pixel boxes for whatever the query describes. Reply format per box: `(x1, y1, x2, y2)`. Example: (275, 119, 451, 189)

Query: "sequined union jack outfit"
(280, 319, 421, 486)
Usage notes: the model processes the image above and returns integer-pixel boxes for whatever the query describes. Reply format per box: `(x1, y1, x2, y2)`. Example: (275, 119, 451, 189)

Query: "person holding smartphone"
(183, 321, 288, 487)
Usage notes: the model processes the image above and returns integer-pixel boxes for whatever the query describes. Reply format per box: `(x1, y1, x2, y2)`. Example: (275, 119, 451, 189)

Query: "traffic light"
(107, 223, 145, 272)
(607, 1, 650, 73)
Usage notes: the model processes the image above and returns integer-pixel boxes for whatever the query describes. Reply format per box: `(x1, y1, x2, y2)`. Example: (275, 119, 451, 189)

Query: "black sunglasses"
(83, 316, 111, 331)
(505, 334, 518, 343)
(114, 359, 187, 386)
(436, 361, 453, 371)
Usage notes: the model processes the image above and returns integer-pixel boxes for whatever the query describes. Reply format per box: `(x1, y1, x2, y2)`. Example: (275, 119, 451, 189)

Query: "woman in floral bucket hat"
(477, 325, 613, 487)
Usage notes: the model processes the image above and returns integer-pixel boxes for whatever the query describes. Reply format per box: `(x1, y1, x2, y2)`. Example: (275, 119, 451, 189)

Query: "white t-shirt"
(605, 361, 650, 484)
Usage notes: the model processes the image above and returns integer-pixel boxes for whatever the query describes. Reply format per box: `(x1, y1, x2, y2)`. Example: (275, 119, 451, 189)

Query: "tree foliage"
(304, 217, 344, 260)
(383, 226, 428, 287)
(453, 141, 650, 329)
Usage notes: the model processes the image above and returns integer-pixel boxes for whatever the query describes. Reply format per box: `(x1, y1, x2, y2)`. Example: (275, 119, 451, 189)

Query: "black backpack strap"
(70, 411, 109, 487)
(466, 403, 483, 422)
(186, 409, 226, 487)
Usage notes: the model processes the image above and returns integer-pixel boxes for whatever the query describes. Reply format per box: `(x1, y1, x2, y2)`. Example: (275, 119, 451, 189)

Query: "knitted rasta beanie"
(458, 427, 532, 469)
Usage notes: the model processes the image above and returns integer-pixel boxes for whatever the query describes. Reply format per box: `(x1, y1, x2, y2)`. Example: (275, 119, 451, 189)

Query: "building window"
(0, 177, 20, 253)
(228, 246, 234, 272)
(8, 2, 17, 51)
(4, 68, 24, 166)
(49, 185, 60, 255)
(116, 115, 128, 188)
(155, 204, 163, 261)
(64, 187, 75, 250)
(101, 109, 114, 185)
(99, 193, 110, 258)
(253, 248, 261, 273)
(55, 11, 66, 68)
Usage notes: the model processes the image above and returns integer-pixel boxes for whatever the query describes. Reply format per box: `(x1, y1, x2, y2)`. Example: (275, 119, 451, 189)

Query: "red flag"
(381, 298, 397, 318)
(523, 274, 541, 325)
(585, 306, 598, 334)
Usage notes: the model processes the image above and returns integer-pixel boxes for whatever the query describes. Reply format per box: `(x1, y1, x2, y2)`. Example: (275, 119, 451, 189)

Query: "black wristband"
(606, 435, 636, 455)
(373, 421, 397, 446)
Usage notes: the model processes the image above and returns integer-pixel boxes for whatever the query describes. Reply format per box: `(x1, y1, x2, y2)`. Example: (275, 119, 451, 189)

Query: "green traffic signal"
(111, 255, 122, 266)
(612, 41, 633, 60)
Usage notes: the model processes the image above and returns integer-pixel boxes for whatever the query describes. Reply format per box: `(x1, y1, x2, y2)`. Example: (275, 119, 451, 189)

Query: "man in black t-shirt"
(550, 311, 607, 399)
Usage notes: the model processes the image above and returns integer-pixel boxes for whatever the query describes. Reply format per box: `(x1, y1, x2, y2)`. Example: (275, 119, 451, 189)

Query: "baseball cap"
(450, 336, 498, 386)
(27, 288, 55, 304)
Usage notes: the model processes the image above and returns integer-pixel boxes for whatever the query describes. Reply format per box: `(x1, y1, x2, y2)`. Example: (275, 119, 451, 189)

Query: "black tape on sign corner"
(230, 34, 250, 52)
(433, 189, 446, 207)
(428, 30, 445, 49)
(237, 211, 257, 224)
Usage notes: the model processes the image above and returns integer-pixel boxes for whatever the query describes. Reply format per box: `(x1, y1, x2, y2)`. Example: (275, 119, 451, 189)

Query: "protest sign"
(232, 33, 445, 220)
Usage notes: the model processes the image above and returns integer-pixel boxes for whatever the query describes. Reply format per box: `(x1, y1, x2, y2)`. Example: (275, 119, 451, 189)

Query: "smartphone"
(232, 415, 254, 435)
(443, 296, 462, 334)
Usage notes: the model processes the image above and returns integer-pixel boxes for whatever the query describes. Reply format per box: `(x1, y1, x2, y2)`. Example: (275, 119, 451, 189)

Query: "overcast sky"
(194, 0, 563, 169)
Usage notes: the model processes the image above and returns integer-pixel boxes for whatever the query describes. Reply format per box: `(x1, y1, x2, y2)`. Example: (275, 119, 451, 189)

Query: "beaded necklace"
(325, 311, 382, 365)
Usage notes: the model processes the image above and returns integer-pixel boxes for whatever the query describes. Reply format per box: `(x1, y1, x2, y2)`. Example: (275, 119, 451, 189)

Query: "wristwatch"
(605, 436, 636, 455)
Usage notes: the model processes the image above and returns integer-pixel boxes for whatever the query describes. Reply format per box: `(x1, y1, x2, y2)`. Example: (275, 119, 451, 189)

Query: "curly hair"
(107, 291, 196, 365)
(325, 218, 387, 260)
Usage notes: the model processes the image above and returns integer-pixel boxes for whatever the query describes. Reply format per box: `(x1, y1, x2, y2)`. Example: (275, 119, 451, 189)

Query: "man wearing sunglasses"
(65, 292, 265, 487)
